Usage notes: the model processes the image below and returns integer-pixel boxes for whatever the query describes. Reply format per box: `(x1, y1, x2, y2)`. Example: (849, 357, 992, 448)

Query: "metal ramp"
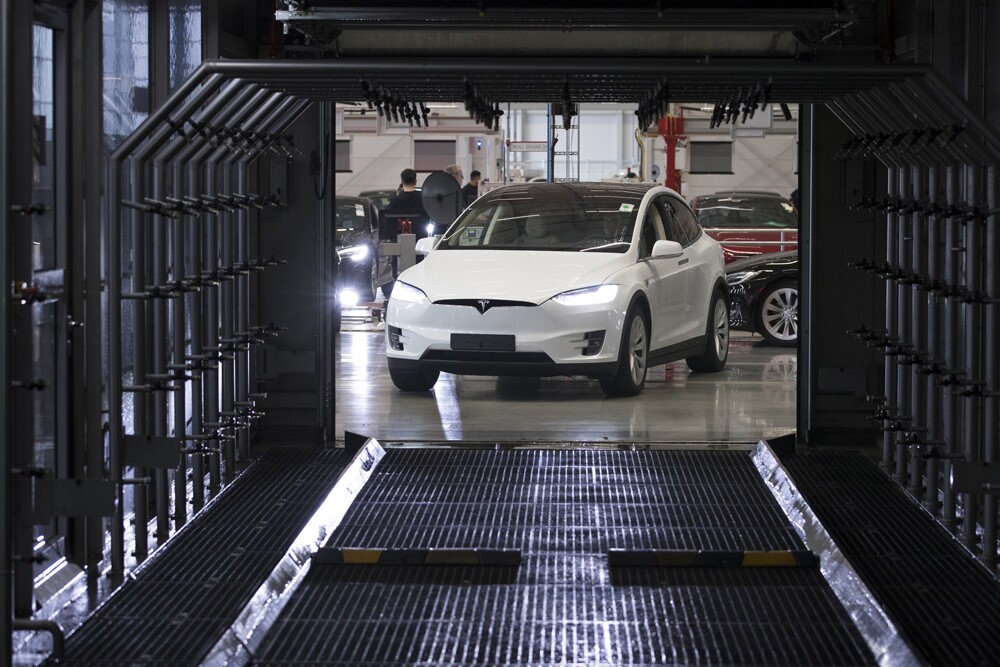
(41, 447, 350, 666)
(780, 449, 1000, 666)
(251, 447, 880, 666)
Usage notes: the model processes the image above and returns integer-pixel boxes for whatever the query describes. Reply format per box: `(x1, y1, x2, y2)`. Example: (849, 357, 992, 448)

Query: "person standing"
(443, 163, 463, 185)
(386, 168, 427, 221)
(461, 170, 481, 207)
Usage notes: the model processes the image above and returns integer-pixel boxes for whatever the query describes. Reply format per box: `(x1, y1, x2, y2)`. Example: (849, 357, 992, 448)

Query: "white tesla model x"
(384, 182, 729, 397)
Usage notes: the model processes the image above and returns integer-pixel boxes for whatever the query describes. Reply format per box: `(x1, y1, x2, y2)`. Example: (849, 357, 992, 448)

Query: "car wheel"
(686, 289, 729, 373)
(600, 303, 649, 397)
(361, 256, 378, 302)
(756, 279, 798, 347)
(389, 365, 440, 391)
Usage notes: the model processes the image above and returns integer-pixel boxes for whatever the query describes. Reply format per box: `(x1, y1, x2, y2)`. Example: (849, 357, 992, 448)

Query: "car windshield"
(696, 197, 797, 229)
(335, 200, 369, 242)
(435, 184, 644, 252)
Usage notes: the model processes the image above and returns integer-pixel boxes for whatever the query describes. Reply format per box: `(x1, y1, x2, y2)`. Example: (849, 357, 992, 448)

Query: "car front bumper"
(385, 296, 626, 378)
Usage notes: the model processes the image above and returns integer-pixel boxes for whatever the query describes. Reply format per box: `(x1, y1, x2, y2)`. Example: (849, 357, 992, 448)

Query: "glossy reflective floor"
(335, 311, 797, 444)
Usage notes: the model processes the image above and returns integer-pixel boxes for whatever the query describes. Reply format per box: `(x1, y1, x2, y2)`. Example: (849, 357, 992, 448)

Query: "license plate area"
(450, 333, 515, 352)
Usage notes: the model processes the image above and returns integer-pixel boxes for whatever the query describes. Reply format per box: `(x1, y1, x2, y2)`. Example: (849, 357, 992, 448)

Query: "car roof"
(482, 181, 662, 198)
(336, 195, 369, 204)
(696, 190, 788, 202)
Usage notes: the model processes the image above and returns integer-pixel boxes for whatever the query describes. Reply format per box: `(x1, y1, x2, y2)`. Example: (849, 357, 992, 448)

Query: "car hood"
(335, 231, 369, 248)
(398, 249, 630, 304)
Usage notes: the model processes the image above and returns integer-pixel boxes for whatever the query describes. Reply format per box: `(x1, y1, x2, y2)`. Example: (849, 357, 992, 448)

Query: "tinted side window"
(638, 204, 667, 259)
(658, 196, 692, 246)
(670, 198, 702, 245)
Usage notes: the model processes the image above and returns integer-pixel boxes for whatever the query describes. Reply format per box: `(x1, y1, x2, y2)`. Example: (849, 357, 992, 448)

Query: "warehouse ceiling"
(275, 1, 880, 60)
(265, 2, 895, 119)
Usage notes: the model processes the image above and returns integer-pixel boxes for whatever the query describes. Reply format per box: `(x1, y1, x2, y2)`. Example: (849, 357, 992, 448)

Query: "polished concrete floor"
(335, 310, 797, 444)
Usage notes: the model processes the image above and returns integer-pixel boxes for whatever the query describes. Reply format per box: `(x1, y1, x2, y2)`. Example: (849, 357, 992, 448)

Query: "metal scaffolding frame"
(4, 51, 1000, 665)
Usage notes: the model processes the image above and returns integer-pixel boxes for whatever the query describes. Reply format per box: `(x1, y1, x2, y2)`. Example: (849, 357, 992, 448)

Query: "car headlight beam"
(389, 281, 429, 304)
(551, 284, 619, 306)
(337, 245, 369, 262)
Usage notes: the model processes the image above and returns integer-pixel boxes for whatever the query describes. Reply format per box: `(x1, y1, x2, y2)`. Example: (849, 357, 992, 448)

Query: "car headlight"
(425, 223, 436, 237)
(340, 288, 361, 307)
(726, 270, 761, 285)
(337, 245, 369, 262)
(551, 284, 619, 306)
(390, 281, 429, 304)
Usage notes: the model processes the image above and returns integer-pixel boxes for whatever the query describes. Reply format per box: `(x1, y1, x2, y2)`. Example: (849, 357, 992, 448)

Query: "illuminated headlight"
(389, 281, 429, 304)
(726, 270, 761, 286)
(340, 288, 360, 307)
(551, 284, 619, 306)
(425, 223, 435, 237)
(337, 245, 369, 262)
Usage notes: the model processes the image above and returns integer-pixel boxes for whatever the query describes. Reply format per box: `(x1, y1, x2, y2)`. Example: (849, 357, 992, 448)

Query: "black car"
(358, 189, 397, 211)
(335, 196, 395, 302)
(725, 249, 798, 347)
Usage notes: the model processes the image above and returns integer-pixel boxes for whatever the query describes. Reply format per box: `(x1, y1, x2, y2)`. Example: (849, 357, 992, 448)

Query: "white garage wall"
(336, 105, 798, 202)
(672, 133, 798, 202)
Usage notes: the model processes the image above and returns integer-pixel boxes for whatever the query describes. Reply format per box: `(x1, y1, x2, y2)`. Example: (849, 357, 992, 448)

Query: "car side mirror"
(650, 239, 683, 259)
(415, 237, 437, 255)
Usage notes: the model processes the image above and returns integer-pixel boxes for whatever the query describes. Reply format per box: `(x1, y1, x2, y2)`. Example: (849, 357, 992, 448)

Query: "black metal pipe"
(941, 165, 962, 530)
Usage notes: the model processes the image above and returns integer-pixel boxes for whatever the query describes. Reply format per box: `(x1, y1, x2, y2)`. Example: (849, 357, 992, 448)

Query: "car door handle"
(678, 258, 689, 265)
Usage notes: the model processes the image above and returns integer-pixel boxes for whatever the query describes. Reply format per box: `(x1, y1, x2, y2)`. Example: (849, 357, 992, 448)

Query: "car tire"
(756, 279, 798, 347)
(389, 365, 440, 391)
(599, 303, 649, 397)
(361, 255, 378, 302)
(686, 289, 729, 373)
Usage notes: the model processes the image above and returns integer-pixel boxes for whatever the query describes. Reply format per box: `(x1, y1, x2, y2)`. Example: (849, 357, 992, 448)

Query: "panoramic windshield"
(435, 184, 645, 252)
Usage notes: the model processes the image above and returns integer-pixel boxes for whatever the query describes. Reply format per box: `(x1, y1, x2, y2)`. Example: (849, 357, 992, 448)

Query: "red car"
(691, 191, 798, 263)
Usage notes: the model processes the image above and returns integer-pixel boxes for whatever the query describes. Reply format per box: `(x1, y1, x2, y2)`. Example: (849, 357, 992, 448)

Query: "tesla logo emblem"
(475, 300, 492, 314)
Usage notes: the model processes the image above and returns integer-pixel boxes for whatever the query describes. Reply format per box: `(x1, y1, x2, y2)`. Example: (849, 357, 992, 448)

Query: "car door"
(663, 195, 714, 340)
(636, 199, 687, 351)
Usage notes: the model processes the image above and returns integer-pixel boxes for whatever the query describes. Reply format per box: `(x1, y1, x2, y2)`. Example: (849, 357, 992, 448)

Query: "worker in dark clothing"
(461, 170, 481, 207)
(385, 168, 427, 225)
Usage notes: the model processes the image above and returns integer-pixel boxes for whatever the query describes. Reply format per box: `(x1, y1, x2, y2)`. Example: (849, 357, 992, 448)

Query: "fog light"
(340, 288, 360, 307)
(580, 330, 606, 356)
(388, 325, 404, 351)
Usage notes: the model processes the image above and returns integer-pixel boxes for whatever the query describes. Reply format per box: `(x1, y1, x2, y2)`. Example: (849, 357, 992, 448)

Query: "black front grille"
(421, 350, 552, 363)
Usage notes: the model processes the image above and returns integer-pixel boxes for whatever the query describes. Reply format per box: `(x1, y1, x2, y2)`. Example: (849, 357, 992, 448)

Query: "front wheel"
(756, 279, 798, 347)
(389, 364, 440, 391)
(686, 289, 729, 373)
(600, 304, 649, 397)
(360, 255, 379, 302)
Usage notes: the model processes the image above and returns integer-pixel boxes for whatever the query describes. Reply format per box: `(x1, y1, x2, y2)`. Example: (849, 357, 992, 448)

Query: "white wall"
(671, 133, 798, 202)
(335, 113, 504, 196)
(336, 105, 798, 202)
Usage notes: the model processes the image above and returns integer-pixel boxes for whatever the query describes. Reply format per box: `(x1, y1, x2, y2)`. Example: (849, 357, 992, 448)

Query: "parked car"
(384, 182, 729, 396)
(335, 196, 395, 302)
(725, 249, 798, 347)
(691, 191, 798, 263)
(358, 189, 397, 211)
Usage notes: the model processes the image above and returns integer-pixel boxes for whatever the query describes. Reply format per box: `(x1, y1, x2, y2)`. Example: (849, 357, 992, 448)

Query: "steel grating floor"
(253, 448, 876, 666)
(43, 446, 351, 667)
(780, 449, 1000, 667)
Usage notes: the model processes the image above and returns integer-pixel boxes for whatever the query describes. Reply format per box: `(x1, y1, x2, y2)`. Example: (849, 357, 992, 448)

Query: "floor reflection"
(335, 331, 796, 444)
